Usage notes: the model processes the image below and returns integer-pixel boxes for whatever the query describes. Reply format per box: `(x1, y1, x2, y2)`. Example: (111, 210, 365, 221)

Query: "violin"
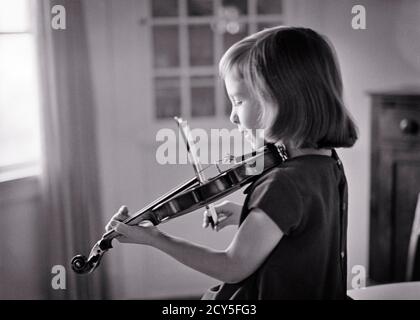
(71, 118, 288, 274)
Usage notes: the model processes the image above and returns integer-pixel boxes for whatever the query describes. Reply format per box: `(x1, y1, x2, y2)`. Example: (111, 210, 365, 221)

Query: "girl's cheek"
(244, 103, 262, 129)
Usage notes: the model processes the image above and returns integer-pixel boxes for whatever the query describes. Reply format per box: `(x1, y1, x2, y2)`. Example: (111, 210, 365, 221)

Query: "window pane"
(155, 77, 181, 119)
(151, 0, 178, 17)
(257, 22, 281, 32)
(0, 34, 41, 167)
(0, 0, 30, 32)
(187, 0, 213, 16)
(223, 24, 248, 52)
(191, 77, 215, 117)
(189, 25, 213, 66)
(222, 0, 247, 15)
(257, 0, 283, 15)
(153, 26, 180, 68)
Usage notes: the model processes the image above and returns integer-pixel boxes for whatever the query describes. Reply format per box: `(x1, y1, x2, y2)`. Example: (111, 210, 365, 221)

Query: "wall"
(305, 0, 420, 285)
(0, 177, 46, 299)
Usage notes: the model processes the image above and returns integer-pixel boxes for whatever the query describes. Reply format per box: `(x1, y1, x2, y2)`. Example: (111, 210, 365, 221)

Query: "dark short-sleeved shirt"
(202, 150, 348, 300)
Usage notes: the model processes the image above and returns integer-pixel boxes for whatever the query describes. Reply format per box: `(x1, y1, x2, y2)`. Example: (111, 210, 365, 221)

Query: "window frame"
(0, 0, 42, 183)
(148, 0, 288, 122)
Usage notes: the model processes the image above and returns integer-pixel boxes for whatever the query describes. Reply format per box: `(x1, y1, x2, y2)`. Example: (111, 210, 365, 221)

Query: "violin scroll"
(71, 238, 112, 274)
(71, 255, 91, 274)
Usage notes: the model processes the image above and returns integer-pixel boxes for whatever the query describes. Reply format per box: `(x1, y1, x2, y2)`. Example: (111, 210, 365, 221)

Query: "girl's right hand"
(202, 200, 242, 231)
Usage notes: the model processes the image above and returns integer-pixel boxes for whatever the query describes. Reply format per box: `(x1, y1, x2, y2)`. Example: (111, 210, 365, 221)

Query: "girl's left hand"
(105, 205, 160, 246)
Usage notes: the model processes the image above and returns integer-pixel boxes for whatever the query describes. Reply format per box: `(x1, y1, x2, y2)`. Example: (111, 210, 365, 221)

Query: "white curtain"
(36, 0, 107, 299)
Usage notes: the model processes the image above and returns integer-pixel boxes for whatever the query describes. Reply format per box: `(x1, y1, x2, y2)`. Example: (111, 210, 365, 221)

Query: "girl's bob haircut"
(219, 26, 358, 149)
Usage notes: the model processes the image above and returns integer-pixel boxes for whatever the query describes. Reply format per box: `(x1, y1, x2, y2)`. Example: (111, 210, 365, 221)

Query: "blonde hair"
(219, 26, 358, 148)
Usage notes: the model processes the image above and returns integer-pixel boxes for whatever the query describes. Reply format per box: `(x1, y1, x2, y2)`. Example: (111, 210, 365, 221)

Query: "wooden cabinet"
(369, 90, 420, 283)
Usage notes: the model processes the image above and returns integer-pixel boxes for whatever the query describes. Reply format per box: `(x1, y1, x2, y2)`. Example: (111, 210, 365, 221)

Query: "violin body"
(71, 143, 288, 274)
(153, 145, 283, 222)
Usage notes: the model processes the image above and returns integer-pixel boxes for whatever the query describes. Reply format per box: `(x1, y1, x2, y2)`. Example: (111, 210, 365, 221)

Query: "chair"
(347, 282, 420, 300)
(348, 193, 420, 300)
(406, 192, 420, 281)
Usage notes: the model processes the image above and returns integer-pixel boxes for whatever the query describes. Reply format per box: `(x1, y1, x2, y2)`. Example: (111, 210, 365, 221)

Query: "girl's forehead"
(224, 71, 247, 92)
(224, 67, 242, 81)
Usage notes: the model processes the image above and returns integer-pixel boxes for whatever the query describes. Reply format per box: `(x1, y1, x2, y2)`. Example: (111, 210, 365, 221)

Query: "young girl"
(106, 26, 357, 300)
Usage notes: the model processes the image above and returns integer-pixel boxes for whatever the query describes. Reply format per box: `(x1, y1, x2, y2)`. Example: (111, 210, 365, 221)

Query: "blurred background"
(1, 0, 420, 299)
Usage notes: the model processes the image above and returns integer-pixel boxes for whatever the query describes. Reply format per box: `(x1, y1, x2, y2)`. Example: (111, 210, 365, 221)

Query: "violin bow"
(174, 117, 219, 228)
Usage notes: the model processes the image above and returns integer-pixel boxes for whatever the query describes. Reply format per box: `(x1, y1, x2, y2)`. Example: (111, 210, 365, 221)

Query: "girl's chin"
(245, 134, 264, 149)
(243, 131, 253, 142)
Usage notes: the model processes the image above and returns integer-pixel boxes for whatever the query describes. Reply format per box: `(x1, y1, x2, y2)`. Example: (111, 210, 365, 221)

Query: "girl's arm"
(113, 208, 283, 283)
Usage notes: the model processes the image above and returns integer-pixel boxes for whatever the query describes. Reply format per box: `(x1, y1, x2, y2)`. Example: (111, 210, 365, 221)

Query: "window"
(149, 0, 285, 120)
(0, 0, 41, 181)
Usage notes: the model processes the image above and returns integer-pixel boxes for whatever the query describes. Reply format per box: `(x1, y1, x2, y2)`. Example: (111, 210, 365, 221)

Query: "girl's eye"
(233, 100, 243, 106)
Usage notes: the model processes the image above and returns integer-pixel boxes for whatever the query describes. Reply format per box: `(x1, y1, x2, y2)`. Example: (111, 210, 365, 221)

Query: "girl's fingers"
(202, 210, 210, 228)
(114, 220, 152, 235)
(218, 213, 228, 222)
(106, 219, 121, 232)
(105, 206, 130, 232)
(214, 200, 230, 211)
(113, 221, 132, 237)
(214, 215, 229, 231)
(202, 210, 229, 230)
(105, 220, 115, 232)
(115, 235, 131, 243)
(138, 220, 153, 227)
(114, 205, 130, 221)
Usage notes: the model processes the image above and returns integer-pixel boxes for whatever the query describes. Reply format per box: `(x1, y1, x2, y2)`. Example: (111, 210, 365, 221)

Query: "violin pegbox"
(274, 143, 289, 162)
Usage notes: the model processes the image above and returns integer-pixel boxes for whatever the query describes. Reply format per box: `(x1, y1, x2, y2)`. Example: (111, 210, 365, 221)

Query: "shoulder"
(243, 166, 304, 235)
(244, 166, 302, 199)
(247, 155, 342, 196)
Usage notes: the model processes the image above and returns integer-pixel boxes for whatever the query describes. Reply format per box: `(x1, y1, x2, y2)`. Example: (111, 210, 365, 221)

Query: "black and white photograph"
(1, 0, 420, 304)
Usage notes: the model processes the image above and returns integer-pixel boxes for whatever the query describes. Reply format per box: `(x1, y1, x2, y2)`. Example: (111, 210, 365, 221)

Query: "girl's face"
(224, 71, 264, 148)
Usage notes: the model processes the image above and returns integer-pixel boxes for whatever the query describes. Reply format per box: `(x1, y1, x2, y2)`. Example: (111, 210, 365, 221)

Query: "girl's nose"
(230, 109, 240, 125)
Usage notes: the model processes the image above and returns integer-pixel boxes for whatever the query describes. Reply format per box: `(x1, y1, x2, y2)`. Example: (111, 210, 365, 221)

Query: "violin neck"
(100, 176, 199, 240)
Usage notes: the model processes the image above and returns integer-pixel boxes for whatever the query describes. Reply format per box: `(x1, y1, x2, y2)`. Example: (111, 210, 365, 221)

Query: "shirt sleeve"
(246, 172, 303, 235)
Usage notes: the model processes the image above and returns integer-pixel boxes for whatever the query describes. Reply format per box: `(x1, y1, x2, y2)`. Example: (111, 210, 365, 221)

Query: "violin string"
(191, 147, 266, 176)
(195, 154, 237, 175)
